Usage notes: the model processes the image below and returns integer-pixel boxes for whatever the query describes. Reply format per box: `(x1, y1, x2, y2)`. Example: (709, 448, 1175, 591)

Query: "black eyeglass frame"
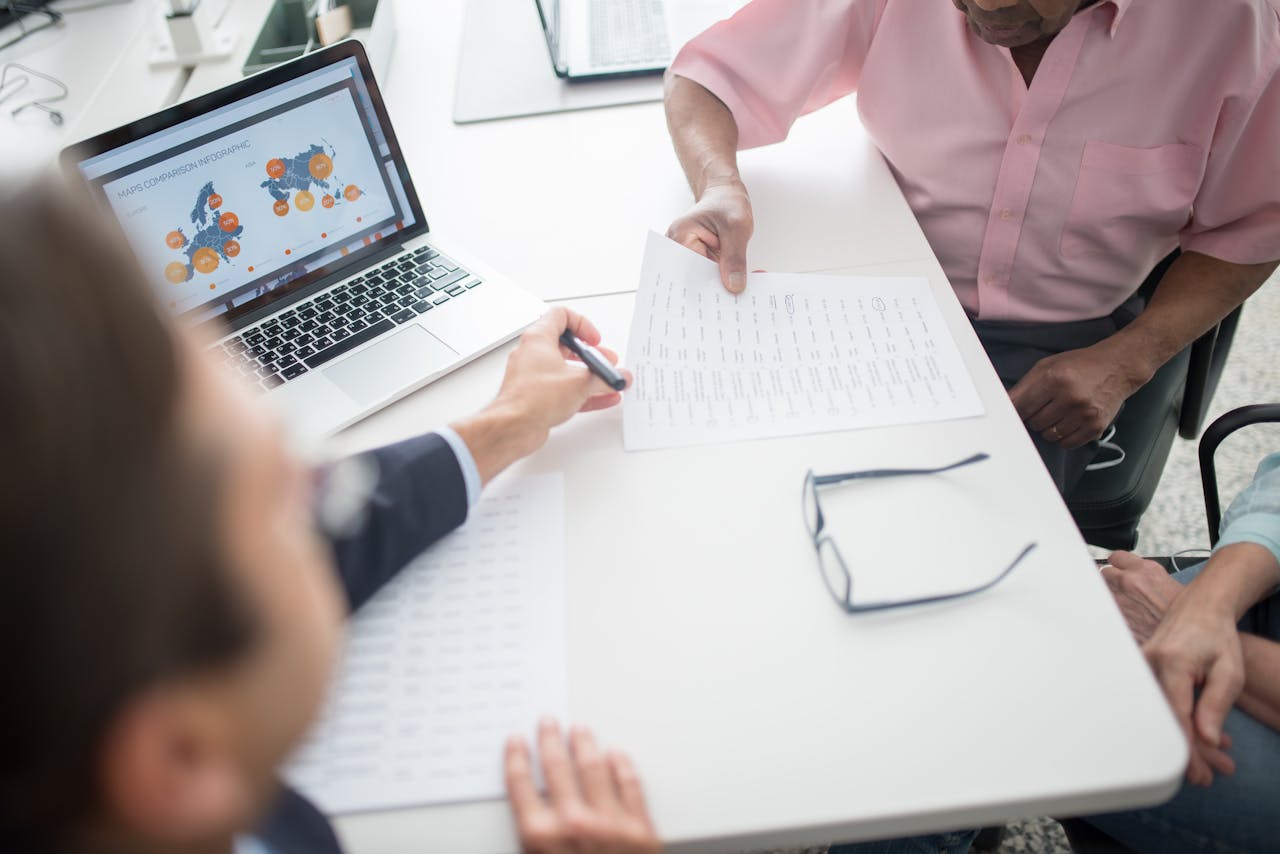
(801, 452, 1037, 613)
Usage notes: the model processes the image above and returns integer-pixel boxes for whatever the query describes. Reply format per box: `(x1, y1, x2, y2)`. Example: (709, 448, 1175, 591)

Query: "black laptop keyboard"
(213, 246, 483, 393)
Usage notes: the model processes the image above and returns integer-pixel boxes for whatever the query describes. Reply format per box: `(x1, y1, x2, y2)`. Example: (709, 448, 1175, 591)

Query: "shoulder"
(1157, 0, 1280, 43)
(1131, 0, 1280, 90)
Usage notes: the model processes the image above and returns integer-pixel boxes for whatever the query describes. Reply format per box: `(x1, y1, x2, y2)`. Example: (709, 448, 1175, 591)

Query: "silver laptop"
(535, 0, 676, 79)
(66, 41, 544, 446)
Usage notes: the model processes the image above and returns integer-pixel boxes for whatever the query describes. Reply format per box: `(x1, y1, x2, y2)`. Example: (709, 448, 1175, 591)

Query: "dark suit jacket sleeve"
(327, 431, 470, 612)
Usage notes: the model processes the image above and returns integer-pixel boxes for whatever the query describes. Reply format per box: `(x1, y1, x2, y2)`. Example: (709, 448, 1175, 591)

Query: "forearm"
(664, 73, 744, 198)
(1108, 251, 1276, 382)
(1185, 543, 1280, 622)
(1237, 633, 1280, 732)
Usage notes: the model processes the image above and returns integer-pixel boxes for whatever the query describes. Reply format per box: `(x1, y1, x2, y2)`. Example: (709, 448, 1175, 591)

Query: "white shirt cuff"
(434, 426, 482, 509)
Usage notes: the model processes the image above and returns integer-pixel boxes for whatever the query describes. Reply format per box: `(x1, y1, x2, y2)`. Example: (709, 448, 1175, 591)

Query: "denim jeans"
(1082, 561, 1280, 853)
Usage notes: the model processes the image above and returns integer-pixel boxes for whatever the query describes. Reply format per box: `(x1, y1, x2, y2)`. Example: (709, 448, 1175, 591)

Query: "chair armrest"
(1198, 403, 1280, 545)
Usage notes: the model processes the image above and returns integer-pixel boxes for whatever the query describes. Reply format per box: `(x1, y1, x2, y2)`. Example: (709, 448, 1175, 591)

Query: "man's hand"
(1101, 551, 1184, 644)
(666, 180, 754, 294)
(1008, 337, 1151, 449)
(505, 721, 661, 854)
(451, 308, 632, 485)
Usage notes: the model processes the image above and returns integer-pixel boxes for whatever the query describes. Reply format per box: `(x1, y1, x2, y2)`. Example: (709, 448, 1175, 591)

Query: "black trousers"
(969, 296, 1144, 496)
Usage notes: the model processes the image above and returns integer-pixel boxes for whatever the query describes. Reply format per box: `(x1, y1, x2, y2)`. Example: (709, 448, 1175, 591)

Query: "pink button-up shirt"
(671, 0, 1280, 322)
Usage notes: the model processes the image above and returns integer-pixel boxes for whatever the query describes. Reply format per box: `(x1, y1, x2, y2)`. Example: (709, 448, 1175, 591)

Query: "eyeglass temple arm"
(813, 452, 990, 487)
(844, 541, 1037, 614)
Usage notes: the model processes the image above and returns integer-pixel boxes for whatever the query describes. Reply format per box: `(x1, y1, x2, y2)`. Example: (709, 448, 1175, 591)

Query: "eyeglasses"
(801, 453, 1036, 613)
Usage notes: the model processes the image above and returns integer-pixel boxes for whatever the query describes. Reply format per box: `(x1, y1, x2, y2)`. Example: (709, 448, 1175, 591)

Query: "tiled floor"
(738, 274, 1280, 854)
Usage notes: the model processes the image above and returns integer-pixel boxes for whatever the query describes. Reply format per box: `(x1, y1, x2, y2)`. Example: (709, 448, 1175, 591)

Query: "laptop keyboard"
(589, 0, 670, 69)
(213, 246, 483, 393)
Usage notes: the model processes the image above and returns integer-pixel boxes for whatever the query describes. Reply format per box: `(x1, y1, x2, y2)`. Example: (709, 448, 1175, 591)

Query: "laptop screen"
(73, 49, 421, 326)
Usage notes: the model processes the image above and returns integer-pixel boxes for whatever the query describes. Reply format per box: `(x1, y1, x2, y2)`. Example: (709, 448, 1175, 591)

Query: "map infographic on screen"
(100, 81, 401, 317)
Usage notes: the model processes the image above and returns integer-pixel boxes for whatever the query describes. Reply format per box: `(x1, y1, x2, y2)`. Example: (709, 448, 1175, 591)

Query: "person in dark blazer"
(0, 186, 660, 854)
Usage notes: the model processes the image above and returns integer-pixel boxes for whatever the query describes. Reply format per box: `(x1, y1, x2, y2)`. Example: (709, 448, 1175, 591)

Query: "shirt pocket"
(1059, 141, 1203, 259)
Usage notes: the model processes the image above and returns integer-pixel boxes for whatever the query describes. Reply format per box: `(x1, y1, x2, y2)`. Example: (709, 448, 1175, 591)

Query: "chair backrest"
(1198, 404, 1280, 545)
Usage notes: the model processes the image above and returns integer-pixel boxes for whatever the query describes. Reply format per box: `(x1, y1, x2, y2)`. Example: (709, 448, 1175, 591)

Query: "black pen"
(559, 330, 628, 391)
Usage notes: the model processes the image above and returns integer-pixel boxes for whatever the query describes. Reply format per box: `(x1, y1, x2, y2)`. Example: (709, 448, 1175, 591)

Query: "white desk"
(322, 272, 1184, 853)
(0, 0, 188, 178)
(174, 1, 1186, 849)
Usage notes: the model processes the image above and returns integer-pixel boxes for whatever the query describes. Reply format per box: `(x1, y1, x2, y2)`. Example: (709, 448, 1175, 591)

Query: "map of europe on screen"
(162, 181, 244, 285)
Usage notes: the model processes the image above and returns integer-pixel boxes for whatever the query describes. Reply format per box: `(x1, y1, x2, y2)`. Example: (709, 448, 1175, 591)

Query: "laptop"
(534, 0, 675, 79)
(64, 40, 545, 446)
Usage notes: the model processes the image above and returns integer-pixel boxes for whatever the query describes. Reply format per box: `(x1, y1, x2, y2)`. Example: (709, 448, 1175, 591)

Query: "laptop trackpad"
(324, 325, 457, 406)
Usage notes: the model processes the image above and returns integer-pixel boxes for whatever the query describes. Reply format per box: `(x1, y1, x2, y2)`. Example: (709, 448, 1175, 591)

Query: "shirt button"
(1017, 134, 1032, 145)
(1000, 209, 1012, 220)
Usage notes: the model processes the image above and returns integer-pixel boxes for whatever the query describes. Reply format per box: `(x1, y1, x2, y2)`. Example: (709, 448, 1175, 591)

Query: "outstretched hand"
(494, 307, 632, 428)
(665, 180, 754, 294)
(505, 721, 661, 854)
(451, 307, 632, 485)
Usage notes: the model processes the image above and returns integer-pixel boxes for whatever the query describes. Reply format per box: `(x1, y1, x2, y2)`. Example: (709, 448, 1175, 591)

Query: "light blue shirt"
(435, 425, 482, 509)
(1214, 451, 1280, 573)
(234, 836, 276, 854)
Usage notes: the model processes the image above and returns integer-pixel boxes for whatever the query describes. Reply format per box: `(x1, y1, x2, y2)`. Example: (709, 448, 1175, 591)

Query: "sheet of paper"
(623, 232, 984, 450)
(286, 473, 566, 814)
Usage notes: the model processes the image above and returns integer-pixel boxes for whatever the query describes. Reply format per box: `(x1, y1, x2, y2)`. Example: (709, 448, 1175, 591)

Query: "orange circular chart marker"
(164, 261, 189, 283)
(165, 230, 186, 249)
(223, 239, 241, 258)
(343, 184, 361, 202)
(248, 266, 255, 273)
(356, 216, 363, 223)
(273, 199, 290, 217)
(285, 249, 292, 256)
(193, 248, 220, 274)
(219, 212, 240, 232)
(208, 193, 223, 209)
(321, 194, 335, 209)
(320, 232, 327, 239)
(209, 283, 217, 290)
(266, 159, 285, 179)
(295, 190, 315, 212)
(309, 153, 334, 180)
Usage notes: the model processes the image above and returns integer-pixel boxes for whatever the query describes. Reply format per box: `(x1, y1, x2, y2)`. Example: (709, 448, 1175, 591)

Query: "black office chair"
(1058, 402, 1280, 853)
(1066, 249, 1246, 550)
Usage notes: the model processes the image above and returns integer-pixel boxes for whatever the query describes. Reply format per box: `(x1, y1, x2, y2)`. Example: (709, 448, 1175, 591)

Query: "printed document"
(286, 473, 567, 813)
(623, 233, 984, 450)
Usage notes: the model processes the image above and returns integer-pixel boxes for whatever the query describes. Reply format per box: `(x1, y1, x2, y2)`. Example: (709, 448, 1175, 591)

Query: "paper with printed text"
(286, 473, 566, 813)
(623, 233, 984, 450)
